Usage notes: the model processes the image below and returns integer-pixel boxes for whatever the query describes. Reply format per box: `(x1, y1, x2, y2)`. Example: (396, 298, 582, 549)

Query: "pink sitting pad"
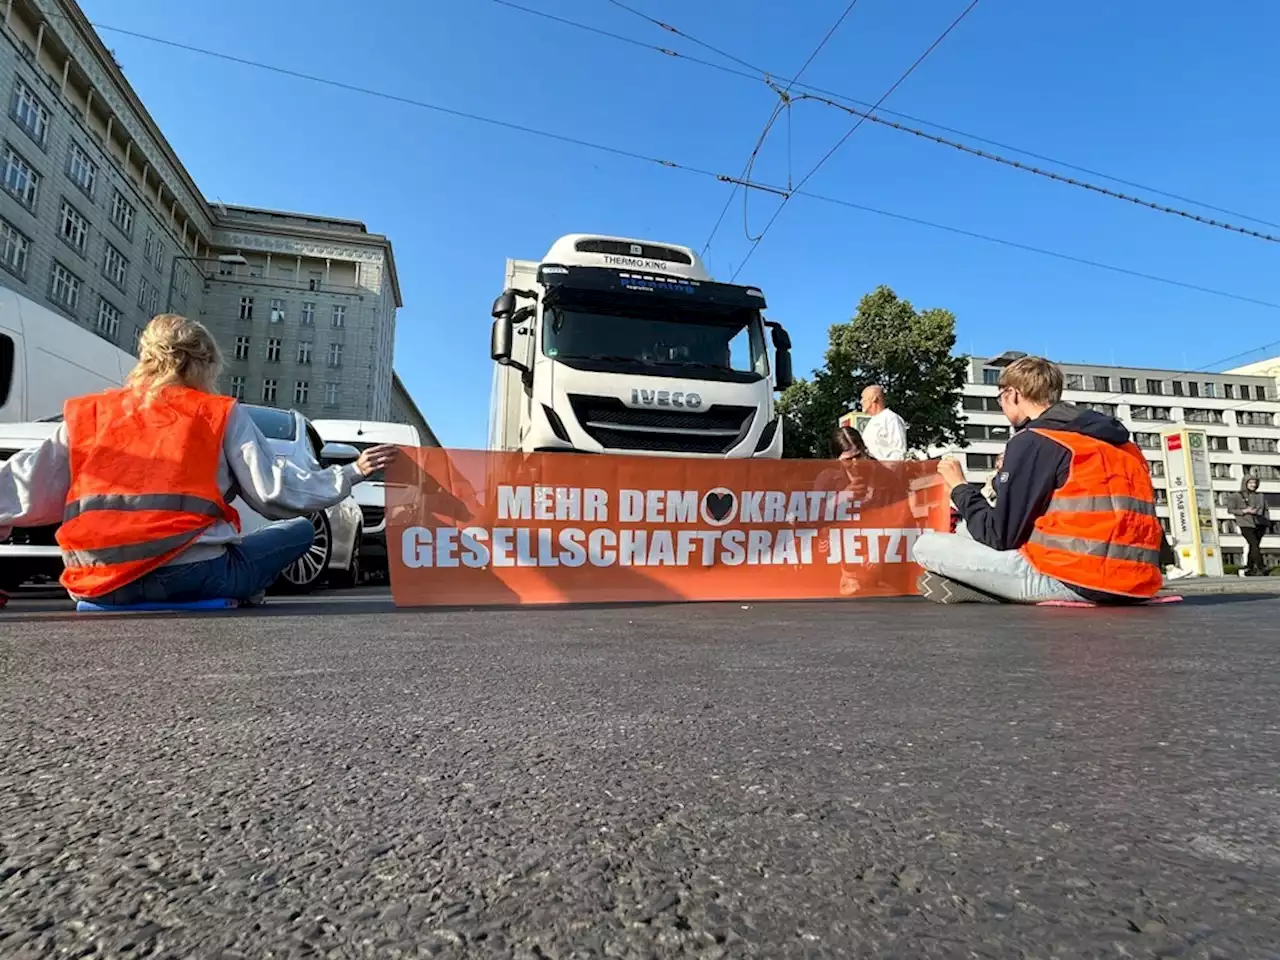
(1036, 595, 1183, 607)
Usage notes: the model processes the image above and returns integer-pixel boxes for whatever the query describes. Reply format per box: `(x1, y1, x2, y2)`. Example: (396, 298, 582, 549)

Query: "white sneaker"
(1238, 569, 1249, 578)
(1164, 567, 1194, 581)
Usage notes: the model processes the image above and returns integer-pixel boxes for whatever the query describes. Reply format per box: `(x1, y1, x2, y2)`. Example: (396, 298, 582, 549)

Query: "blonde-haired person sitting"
(0, 314, 397, 607)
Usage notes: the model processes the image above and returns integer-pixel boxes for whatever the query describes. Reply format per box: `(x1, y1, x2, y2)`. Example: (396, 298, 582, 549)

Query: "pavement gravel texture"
(2, 595, 1280, 958)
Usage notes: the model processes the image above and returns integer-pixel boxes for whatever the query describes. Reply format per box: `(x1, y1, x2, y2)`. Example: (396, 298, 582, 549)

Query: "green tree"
(778, 286, 968, 458)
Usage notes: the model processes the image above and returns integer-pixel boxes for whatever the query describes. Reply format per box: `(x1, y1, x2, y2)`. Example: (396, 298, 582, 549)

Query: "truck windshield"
(543, 301, 767, 382)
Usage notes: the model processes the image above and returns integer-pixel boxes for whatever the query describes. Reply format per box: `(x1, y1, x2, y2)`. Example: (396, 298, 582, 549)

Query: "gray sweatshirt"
(1226, 478, 1270, 529)
(0, 403, 364, 566)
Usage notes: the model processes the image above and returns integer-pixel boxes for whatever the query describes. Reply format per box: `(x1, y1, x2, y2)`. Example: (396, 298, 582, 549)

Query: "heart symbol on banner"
(701, 488, 738, 526)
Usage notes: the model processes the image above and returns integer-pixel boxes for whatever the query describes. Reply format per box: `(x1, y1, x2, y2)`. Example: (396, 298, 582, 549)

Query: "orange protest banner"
(385, 449, 950, 607)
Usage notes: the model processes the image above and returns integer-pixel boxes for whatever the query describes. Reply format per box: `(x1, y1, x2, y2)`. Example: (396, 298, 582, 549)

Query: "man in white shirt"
(860, 385, 909, 461)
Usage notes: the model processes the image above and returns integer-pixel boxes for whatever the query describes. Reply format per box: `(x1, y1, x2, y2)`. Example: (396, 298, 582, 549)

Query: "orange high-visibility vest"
(1020, 428, 1163, 598)
(56, 386, 240, 598)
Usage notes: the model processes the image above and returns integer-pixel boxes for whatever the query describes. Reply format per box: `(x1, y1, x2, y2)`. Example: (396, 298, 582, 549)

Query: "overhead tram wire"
(703, 1, 863, 261)
(69, 17, 1280, 317)
(494, 0, 1280, 232)
(731, 0, 983, 280)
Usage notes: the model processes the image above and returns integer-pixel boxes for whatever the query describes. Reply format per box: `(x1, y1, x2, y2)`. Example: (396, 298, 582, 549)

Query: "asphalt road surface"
(2, 592, 1279, 958)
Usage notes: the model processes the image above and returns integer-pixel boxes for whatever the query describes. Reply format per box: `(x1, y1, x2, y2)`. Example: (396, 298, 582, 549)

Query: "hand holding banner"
(386, 449, 950, 607)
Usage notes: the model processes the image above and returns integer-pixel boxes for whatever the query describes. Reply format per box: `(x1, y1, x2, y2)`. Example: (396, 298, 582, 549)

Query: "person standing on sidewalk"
(0, 314, 397, 607)
(1227, 476, 1272, 576)
(860, 385, 909, 461)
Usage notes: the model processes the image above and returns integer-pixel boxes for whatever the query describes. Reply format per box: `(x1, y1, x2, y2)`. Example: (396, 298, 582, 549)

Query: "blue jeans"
(913, 530, 1085, 603)
(91, 518, 315, 606)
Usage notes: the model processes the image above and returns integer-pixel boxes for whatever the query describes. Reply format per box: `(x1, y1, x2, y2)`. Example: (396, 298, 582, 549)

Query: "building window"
(964, 423, 1011, 441)
(1245, 465, 1280, 481)
(239, 296, 254, 320)
(1243, 438, 1279, 454)
(1132, 432, 1162, 450)
(234, 336, 250, 361)
(1120, 378, 1137, 394)
(1148, 460, 1165, 478)
(328, 342, 343, 367)
(266, 337, 281, 362)
(1207, 435, 1231, 452)
(178, 268, 191, 298)
(1065, 373, 1084, 391)
(1092, 375, 1111, 392)
(218, 259, 235, 276)
(981, 368, 1000, 386)
(2, 145, 40, 209)
(0, 217, 31, 279)
(1078, 401, 1119, 416)
(1188, 381, 1199, 398)
(324, 382, 340, 406)
(11, 80, 50, 146)
(1224, 384, 1235, 399)
(261, 378, 278, 403)
(102, 243, 129, 290)
(332, 304, 346, 328)
(1256, 385, 1270, 402)
(1183, 408, 1224, 424)
(1215, 490, 1232, 507)
(1220, 519, 1240, 536)
(109, 190, 135, 236)
(1171, 381, 1184, 397)
(270, 298, 285, 322)
(229, 376, 245, 400)
(965, 453, 1000, 471)
(1210, 463, 1233, 480)
(66, 143, 97, 198)
(301, 301, 315, 325)
(297, 341, 312, 364)
(153, 242, 165, 273)
(1131, 406, 1172, 422)
(1145, 379, 1164, 396)
(143, 228, 154, 263)
(58, 200, 90, 254)
(95, 298, 121, 340)
(1153, 488, 1169, 505)
(962, 395, 1003, 412)
(1239, 411, 1276, 427)
(294, 380, 309, 405)
(49, 261, 81, 311)
(137, 277, 158, 316)
(1203, 382, 1216, 398)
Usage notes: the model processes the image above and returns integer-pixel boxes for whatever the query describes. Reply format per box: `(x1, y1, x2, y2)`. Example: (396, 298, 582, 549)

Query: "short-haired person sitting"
(914, 356, 1164, 604)
(0, 314, 397, 607)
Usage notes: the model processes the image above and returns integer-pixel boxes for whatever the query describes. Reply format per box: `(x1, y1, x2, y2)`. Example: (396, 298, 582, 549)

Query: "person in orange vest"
(0, 314, 398, 607)
(914, 355, 1163, 604)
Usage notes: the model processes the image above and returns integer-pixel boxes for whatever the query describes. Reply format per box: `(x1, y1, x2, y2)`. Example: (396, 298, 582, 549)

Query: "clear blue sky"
(82, 0, 1280, 447)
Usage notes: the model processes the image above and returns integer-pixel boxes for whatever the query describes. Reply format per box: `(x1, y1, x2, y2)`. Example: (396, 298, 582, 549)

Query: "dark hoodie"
(951, 402, 1139, 603)
(1226, 477, 1270, 529)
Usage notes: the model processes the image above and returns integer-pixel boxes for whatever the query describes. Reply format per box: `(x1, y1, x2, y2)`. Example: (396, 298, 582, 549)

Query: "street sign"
(1161, 427, 1223, 577)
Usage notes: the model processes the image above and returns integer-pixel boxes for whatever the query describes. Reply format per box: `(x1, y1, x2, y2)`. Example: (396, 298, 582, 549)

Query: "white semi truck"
(488, 234, 793, 457)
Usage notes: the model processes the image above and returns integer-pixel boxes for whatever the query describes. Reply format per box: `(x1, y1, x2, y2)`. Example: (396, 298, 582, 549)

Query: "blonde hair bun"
(126, 314, 223, 399)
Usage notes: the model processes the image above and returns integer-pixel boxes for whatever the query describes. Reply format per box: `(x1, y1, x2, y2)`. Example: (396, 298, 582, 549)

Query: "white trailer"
(488, 234, 793, 458)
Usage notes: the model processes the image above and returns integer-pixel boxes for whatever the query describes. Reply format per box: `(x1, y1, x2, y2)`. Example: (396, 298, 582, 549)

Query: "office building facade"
(949, 355, 1280, 570)
(0, 0, 411, 423)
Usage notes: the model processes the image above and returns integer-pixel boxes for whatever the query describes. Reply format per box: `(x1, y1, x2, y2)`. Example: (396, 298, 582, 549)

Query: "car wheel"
(333, 527, 363, 589)
(276, 512, 332, 593)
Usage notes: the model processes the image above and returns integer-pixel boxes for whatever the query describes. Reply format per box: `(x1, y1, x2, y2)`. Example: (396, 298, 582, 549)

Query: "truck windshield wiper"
(556, 353, 658, 365)
(653, 360, 732, 372)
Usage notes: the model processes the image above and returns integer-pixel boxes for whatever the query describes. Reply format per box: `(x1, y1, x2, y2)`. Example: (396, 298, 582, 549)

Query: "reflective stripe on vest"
(1027, 530, 1161, 567)
(63, 493, 228, 523)
(61, 529, 203, 568)
(1043, 494, 1157, 518)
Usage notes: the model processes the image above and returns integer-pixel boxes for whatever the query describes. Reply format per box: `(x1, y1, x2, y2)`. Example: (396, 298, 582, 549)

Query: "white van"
(311, 420, 429, 574)
(0, 287, 137, 422)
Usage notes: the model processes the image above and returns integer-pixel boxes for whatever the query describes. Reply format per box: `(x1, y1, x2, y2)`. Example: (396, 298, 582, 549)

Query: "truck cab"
(489, 234, 792, 457)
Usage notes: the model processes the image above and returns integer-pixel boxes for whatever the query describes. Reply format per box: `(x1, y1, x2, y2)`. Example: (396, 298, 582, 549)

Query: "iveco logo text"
(630, 389, 702, 409)
(603, 255, 669, 271)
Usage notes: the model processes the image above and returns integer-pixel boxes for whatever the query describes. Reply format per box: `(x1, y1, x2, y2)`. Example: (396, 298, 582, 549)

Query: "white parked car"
(0, 405, 365, 594)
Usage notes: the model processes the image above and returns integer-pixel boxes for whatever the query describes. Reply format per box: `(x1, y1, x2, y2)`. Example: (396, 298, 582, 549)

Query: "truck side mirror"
(767, 322, 794, 390)
(492, 290, 516, 320)
(491, 317, 514, 365)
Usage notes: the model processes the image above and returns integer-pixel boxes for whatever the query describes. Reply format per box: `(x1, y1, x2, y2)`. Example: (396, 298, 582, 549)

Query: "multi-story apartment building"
(0, 0, 415, 425)
(949, 353, 1280, 570)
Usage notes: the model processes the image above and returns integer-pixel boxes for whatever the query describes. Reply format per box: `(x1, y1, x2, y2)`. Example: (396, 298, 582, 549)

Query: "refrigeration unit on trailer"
(488, 234, 793, 458)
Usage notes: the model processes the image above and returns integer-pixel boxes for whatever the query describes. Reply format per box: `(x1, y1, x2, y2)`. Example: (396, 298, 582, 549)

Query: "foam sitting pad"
(76, 598, 241, 613)
(1036, 595, 1183, 608)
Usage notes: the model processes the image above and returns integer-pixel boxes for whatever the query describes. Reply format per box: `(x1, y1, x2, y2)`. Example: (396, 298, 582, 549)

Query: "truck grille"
(568, 395, 754, 455)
